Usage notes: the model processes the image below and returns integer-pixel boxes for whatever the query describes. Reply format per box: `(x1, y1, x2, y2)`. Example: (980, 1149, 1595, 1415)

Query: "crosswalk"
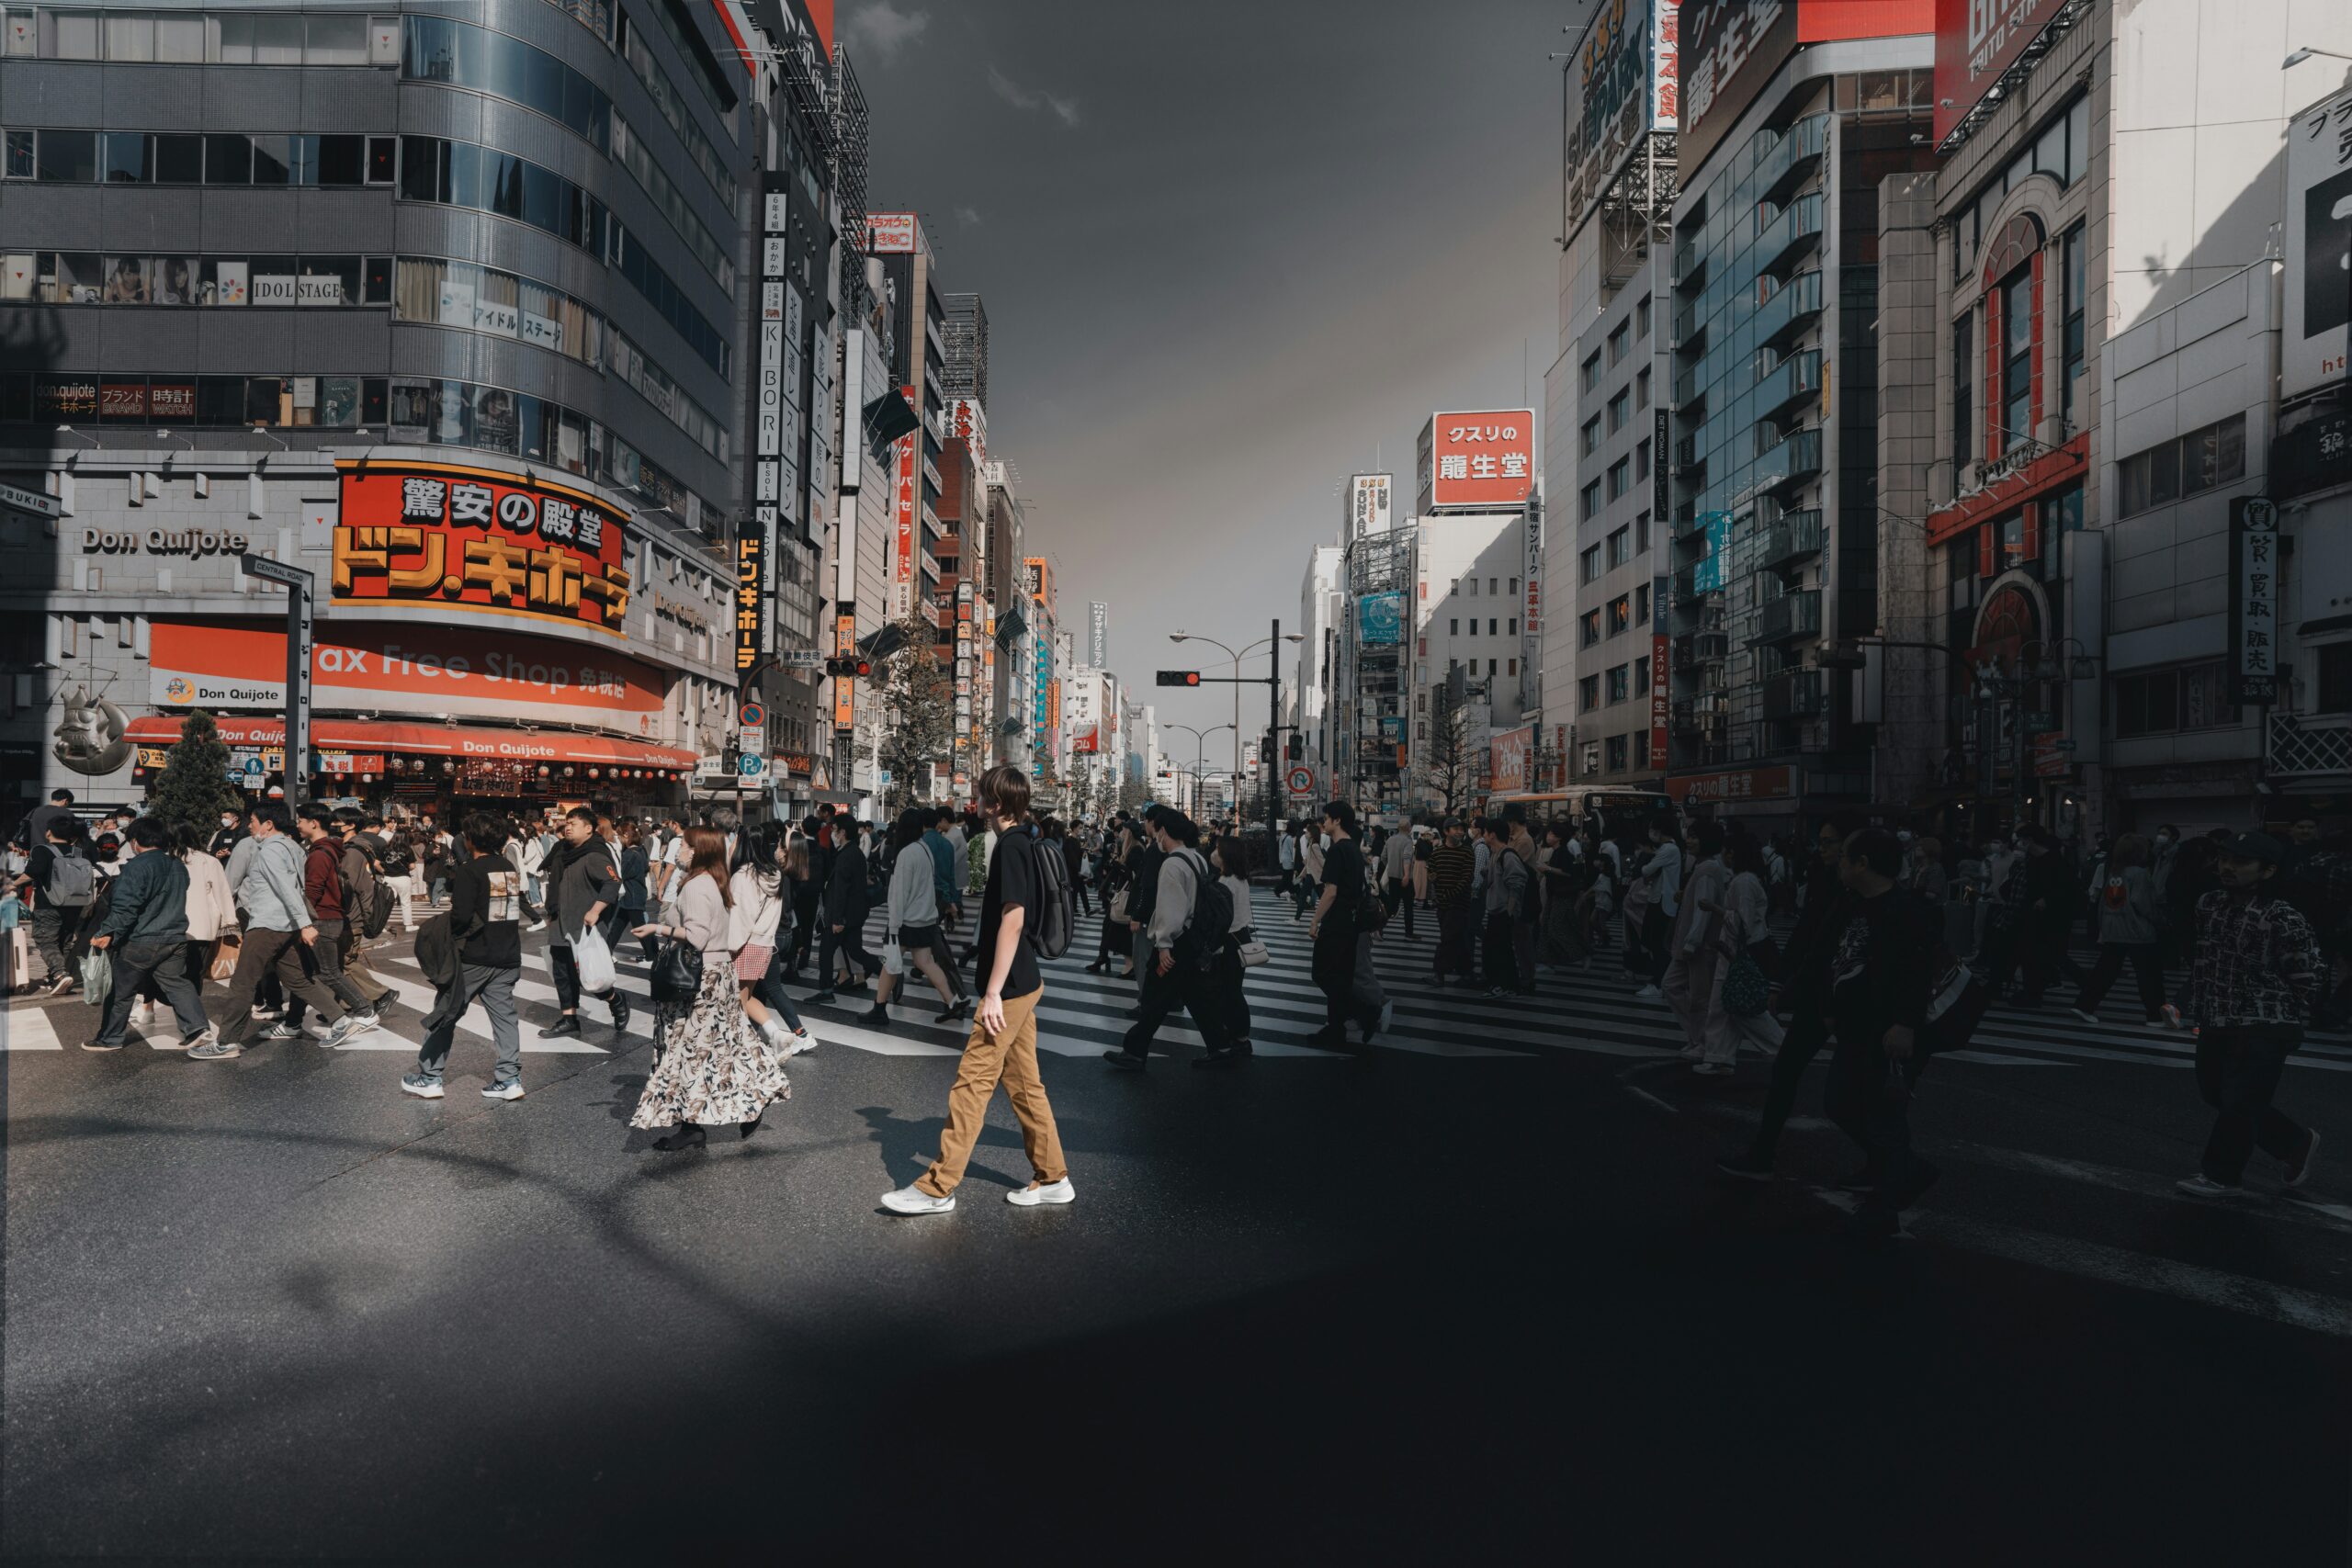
(6, 888, 2346, 1075)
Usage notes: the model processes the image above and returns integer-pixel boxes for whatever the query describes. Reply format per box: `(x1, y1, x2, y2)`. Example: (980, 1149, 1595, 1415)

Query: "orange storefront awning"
(127, 716, 696, 772)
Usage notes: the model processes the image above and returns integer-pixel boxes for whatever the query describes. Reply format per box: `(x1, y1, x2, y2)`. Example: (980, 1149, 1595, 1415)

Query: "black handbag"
(650, 934, 704, 1004)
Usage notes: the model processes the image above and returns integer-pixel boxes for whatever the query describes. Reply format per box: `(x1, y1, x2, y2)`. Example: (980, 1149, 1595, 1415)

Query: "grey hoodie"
(234, 832, 316, 932)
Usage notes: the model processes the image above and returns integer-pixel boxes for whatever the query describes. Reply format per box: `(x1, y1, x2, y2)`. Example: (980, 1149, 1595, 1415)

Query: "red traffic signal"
(823, 656, 874, 678)
(1157, 670, 1202, 687)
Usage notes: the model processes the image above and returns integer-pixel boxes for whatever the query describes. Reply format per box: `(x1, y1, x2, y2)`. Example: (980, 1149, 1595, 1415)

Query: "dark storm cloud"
(844, 0, 1574, 737)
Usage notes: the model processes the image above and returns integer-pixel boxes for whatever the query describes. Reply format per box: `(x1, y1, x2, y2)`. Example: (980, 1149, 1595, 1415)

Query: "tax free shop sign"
(150, 619, 672, 735)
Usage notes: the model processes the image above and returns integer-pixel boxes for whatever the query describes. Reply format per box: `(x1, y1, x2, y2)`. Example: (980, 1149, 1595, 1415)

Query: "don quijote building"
(0, 0, 876, 826)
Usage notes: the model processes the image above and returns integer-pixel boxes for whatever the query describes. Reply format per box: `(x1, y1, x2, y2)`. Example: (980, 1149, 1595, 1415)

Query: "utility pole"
(240, 553, 313, 806)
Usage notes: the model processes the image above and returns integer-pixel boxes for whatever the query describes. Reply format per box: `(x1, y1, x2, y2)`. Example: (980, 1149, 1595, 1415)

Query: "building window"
(2062, 224, 2086, 431)
(1635, 438, 1651, 481)
(1449, 616, 1460, 635)
(1508, 617, 1518, 636)
(2118, 415, 2245, 517)
(1581, 545, 1601, 583)
(1634, 583, 1649, 625)
(1634, 657, 1649, 696)
(1637, 295, 1652, 339)
(1635, 367, 1650, 411)
(1634, 512, 1650, 554)
(2000, 267, 2032, 453)
(1579, 674, 1600, 710)
(1953, 310, 1973, 471)
(2318, 642, 2352, 714)
(1607, 594, 1631, 636)
(1509, 576, 1519, 592)
(1488, 617, 1498, 636)
(1579, 610, 1601, 649)
(1608, 388, 1630, 433)
(1608, 321, 1629, 366)
(1605, 734, 1628, 772)
(1607, 457, 1630, 500)
(1581, 351, 1601, 391)
(1508, 658, 1517, 677)
(1580, 480, 1601, 520)
(1606, 525, 1630, 569)
(1487, 659, 1498, 678)
(1467, 577, 1478, 596)
(1490, 578, 1498, 593)
(1581, 415, 1601, 456)
(2112, 661, 2236, 739)
(1606, 664, 1630, 704)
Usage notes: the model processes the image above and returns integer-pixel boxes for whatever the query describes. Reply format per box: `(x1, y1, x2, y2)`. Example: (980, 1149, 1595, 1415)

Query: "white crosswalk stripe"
(13, 887, 2345, 1072)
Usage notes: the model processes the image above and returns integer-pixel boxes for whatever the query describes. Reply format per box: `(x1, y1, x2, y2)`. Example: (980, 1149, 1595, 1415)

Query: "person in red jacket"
(270, 804, 381, 1043)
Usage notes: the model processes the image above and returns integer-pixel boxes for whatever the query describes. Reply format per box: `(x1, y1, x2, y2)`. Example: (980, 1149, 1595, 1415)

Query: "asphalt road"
(5, 892, 2348, 1562)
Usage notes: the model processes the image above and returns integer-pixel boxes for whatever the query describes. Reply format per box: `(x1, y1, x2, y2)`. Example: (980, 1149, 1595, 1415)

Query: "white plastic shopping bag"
(572, 925, 616, 993)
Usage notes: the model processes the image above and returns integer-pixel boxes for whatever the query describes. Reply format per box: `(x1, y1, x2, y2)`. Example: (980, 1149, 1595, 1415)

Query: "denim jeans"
(416, 964, 521, 1086)
(2195, 1024, 2305, 1184)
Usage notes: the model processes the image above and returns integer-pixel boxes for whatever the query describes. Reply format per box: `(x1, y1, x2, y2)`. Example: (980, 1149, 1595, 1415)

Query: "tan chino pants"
(916, 989, 1069, 1197)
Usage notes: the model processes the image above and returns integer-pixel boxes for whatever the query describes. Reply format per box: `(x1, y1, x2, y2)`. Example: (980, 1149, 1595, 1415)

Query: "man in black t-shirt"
(1307, 800, 1381, 1050)
(884, 764, 1074, 1215)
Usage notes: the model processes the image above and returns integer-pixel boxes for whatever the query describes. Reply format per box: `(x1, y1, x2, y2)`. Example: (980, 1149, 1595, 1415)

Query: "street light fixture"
(1170, 631, 1303, 784)
(2283, 46, 2352, 68)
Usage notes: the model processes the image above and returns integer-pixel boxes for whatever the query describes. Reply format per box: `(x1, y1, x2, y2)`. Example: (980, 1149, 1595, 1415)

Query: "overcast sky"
(842, 0, 1576, 752)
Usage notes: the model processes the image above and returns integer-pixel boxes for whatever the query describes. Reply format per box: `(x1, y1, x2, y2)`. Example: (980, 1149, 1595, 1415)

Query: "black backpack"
(1169, 850, 1231, 971)
(1025, 831, 1079, 960)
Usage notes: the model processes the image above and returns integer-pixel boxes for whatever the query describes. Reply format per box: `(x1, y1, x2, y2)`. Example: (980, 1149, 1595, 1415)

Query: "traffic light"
(1157, 670, 1202, 687)
(823, 656, 875, 678)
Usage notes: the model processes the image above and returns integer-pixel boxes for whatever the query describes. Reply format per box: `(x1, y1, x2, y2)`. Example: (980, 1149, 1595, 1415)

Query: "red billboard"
(1679, 0, 1931, 179)
(333, 463, 631, 637)
(1422, 409, 1536, 510)
(1932, 0, 2068, 146)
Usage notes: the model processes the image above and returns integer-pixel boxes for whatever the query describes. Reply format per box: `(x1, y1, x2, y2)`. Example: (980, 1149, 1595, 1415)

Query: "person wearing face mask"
(542, 806, 630, 1039)
(81, 817, 216, 1052)
(209, 808, 246, 861)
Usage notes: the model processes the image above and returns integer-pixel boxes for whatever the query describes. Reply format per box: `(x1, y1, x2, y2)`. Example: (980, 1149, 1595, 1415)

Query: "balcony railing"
(1753, 349, 1823, 423)
(1673, 236, 1703, 288)
(2268, 713, 2352, 777)
(1760, 509, 1826, 571)
(1758, 588, 1822, 643)
(1753, 428, 1823, 497)
(1763, 668, 1826, 720)
(1755, 269, 1824, 350)
(1673, 361, 1704, 410)
(1672, 631, 1730, 671)
(1753, 191, 1824, 278)
(1672, 295, 1705, 350)
(1756, 112, 1828, 205)
(1672, 432, 1705, 473)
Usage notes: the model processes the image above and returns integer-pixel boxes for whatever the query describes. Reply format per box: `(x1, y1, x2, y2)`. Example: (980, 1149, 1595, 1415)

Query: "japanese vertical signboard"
(733, 529, 767, 679)
(1349, 473, 1393, 540)
(2283, 83, 2352, 401)
(1566, 0, 1679, 235)
(2227, 496, 2280, 706)
(833, 611, 857, 728)
(334, 464, 631, 637)
(1420, 410, 1537, 511)
(1649, 632, 1670, 770)
(893, 401, 918, 619)
(1521, 497, 1544, 714)
(1089, 601, 1108, 668)
(754, 175, 804, 558)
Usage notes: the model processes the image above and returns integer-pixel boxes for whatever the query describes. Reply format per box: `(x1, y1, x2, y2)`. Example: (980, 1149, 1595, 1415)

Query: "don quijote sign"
(82, 527, 252, 558)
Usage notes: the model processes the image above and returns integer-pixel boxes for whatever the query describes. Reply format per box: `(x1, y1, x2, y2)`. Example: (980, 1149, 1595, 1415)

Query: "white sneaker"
(880, 1185, 955, 1215)
(1006, 1178, 1075, 1207)
(786, 1029, 818, 1056)
(2175, 1173, 2256, 1201)
(301, 1020, 333, 1040)
(480, 1080, 525, 1101)
(130, 999, 153, 1025)
(1634, 985, 1663, 1001)
(1377, 1001, 1395, 1035)
(526, 920, 548, 933)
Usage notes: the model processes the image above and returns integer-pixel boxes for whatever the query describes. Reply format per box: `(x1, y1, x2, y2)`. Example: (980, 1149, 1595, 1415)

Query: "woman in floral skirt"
(629, 827, 791, 1151)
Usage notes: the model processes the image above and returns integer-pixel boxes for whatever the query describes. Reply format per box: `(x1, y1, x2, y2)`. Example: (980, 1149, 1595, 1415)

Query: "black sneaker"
(539, 1016, 582, 1039)
(808, 989, 839, 1006)
(258, 1022, 304, 1042)
(610, 998, 631, 1033)
(81, 1038, 124, 1052)
(1713, 1152, 1774, 1182)
(1191, 1050, 1246, 1070)
(1833, 1168, 1881, 1194)
(1102, 1049, 1148, 1071)
(860, 1004, 890, 1028)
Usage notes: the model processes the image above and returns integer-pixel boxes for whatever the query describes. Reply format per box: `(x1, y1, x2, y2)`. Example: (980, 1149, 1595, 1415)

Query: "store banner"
(149, 618, 672, 735)
(2227, 496, 2281, 705)
(334, 463, 631, 637)
(1648, 633, 1670, 770)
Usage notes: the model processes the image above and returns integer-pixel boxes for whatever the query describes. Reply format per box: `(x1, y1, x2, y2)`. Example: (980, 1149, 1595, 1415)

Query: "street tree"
(148, 709, 246, 838)
(876, 614, 956, 819)
(1414, 684, 1477, 818)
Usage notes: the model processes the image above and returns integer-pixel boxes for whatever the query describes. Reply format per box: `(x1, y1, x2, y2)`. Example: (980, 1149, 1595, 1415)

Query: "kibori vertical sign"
(2226, 496, 2280, 706)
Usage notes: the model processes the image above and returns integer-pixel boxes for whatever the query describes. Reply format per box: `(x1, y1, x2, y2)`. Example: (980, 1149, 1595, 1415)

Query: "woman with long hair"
(1085, 820, 1134, 976)
(865, 810, 970, 1029)
(784, 824, 820, 977)
(629, 827, 791, 1151)
(1196, 834, 1256, 1066)
(730, 820, 816, 1055)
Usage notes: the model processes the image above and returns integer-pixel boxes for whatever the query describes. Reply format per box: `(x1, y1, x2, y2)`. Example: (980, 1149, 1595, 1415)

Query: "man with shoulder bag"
(1103, 809, 1232, 1069)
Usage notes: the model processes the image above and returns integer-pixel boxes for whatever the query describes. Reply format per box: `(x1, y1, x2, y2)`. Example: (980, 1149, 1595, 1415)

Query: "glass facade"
(1668, 111, 1832, 770)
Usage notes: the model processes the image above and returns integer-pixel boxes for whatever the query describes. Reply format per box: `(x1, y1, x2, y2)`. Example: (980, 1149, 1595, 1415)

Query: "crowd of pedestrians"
(11, 774, 2348, 1234)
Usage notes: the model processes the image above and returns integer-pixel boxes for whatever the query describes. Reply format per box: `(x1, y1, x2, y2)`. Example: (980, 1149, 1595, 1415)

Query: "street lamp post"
(1165, 722, 1233, 812)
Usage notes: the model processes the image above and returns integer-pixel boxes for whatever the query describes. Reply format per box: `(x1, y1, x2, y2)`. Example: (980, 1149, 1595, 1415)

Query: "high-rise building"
(941, 291, 989, 406)
(1664, 1, 1939, 828)
(1545, 0, 1677, 792)
(1297, 543, 1344, 776)
(2, 0, 771, 817)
